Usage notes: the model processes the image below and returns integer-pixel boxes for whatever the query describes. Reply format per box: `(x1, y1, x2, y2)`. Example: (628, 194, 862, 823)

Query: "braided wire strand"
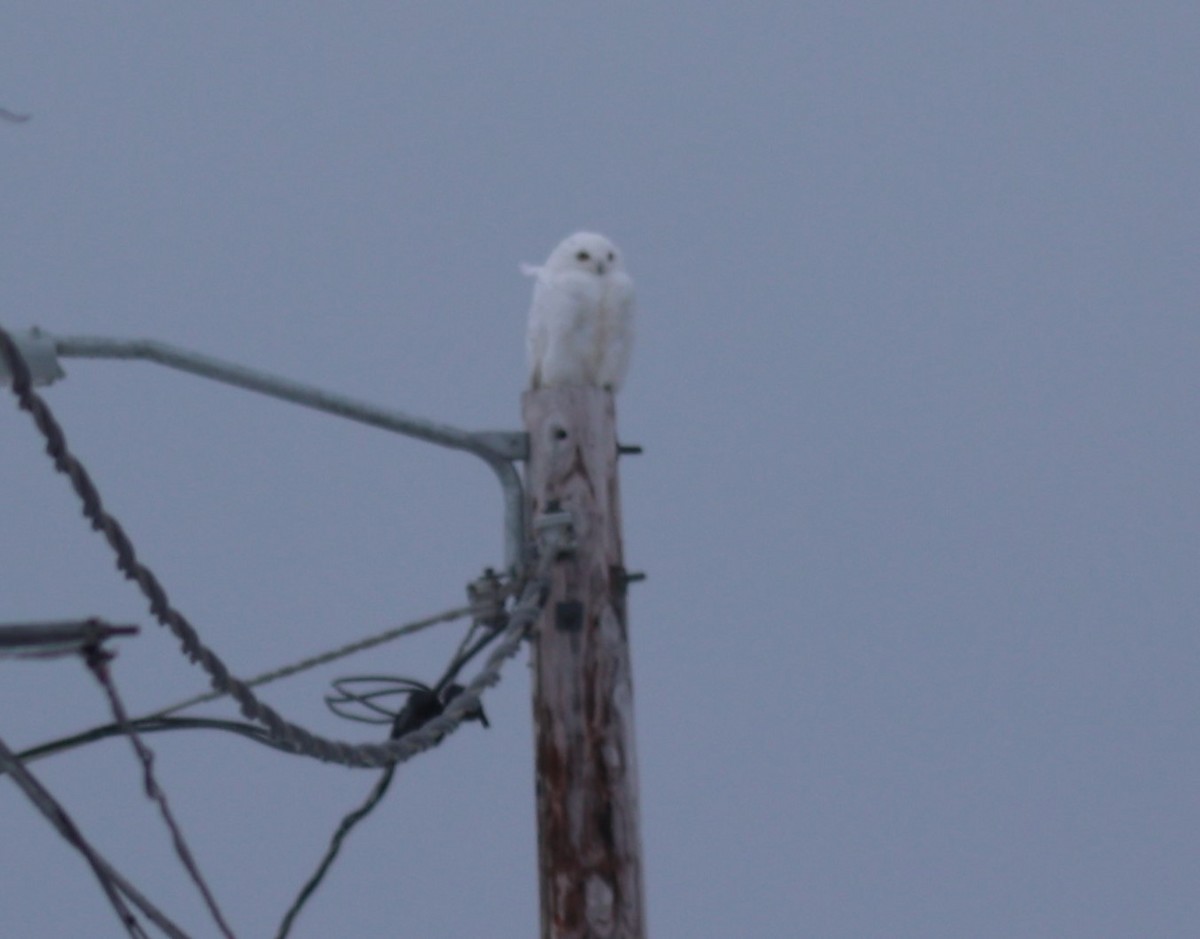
(0, 324, 547, 768)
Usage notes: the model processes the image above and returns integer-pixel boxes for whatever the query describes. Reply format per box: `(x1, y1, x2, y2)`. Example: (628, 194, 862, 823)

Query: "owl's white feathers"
(523, 231, 635, 391)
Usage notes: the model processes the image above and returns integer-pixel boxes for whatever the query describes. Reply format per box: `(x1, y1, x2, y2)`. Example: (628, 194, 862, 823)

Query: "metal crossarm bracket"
(470, 431, 529, 462)
(0, 619, 139, 659)
(2, 328, 529, 570)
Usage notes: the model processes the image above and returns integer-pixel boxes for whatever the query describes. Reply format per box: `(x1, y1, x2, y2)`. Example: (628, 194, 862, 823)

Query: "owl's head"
(545, 231, 622, 277)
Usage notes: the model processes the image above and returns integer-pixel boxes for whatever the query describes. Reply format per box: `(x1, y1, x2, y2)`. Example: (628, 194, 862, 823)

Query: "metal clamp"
(0, 327, 64, 387)
(467, 567, 508, 629)
(533, 506, 577, 558)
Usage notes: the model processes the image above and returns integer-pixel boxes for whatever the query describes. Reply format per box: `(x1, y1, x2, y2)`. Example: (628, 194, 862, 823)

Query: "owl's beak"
(596, 262, 607, 275)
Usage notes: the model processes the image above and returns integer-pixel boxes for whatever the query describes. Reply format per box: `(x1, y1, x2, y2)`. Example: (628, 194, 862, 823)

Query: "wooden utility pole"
(522, 386, 646, 939)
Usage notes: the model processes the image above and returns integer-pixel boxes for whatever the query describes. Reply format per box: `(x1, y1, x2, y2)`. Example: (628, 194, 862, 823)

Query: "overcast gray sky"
(2, 4, 1198, 937)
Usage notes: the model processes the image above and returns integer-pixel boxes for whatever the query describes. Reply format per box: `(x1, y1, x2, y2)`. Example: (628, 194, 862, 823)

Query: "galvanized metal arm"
(2, 328, 528, 570)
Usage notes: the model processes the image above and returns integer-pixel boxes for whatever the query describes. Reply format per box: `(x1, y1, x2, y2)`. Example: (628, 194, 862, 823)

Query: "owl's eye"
(576, 250, 590, 262)
(607, 251, 615, 262)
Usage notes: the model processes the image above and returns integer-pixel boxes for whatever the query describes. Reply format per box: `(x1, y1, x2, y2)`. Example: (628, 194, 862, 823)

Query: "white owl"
(522, 231, 635, 392)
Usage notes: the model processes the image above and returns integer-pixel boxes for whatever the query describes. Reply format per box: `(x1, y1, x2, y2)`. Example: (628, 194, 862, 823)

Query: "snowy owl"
(522, 231, 635, 392)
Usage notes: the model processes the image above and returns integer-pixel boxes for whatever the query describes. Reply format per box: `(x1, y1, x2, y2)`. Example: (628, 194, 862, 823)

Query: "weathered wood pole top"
(522, 386, 646, 939)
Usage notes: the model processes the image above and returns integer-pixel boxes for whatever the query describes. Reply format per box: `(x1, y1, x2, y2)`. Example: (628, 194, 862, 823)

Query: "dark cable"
(10, 715, 291, 769)
(276, 621, 500, 938)
(274, 762, 396, 939)
(84, 643, 237, 939)
(0, 733, 191, 939)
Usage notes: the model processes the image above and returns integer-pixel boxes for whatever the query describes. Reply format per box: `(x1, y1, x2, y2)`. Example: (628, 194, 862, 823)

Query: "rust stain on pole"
(523, 386, 646, 939)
